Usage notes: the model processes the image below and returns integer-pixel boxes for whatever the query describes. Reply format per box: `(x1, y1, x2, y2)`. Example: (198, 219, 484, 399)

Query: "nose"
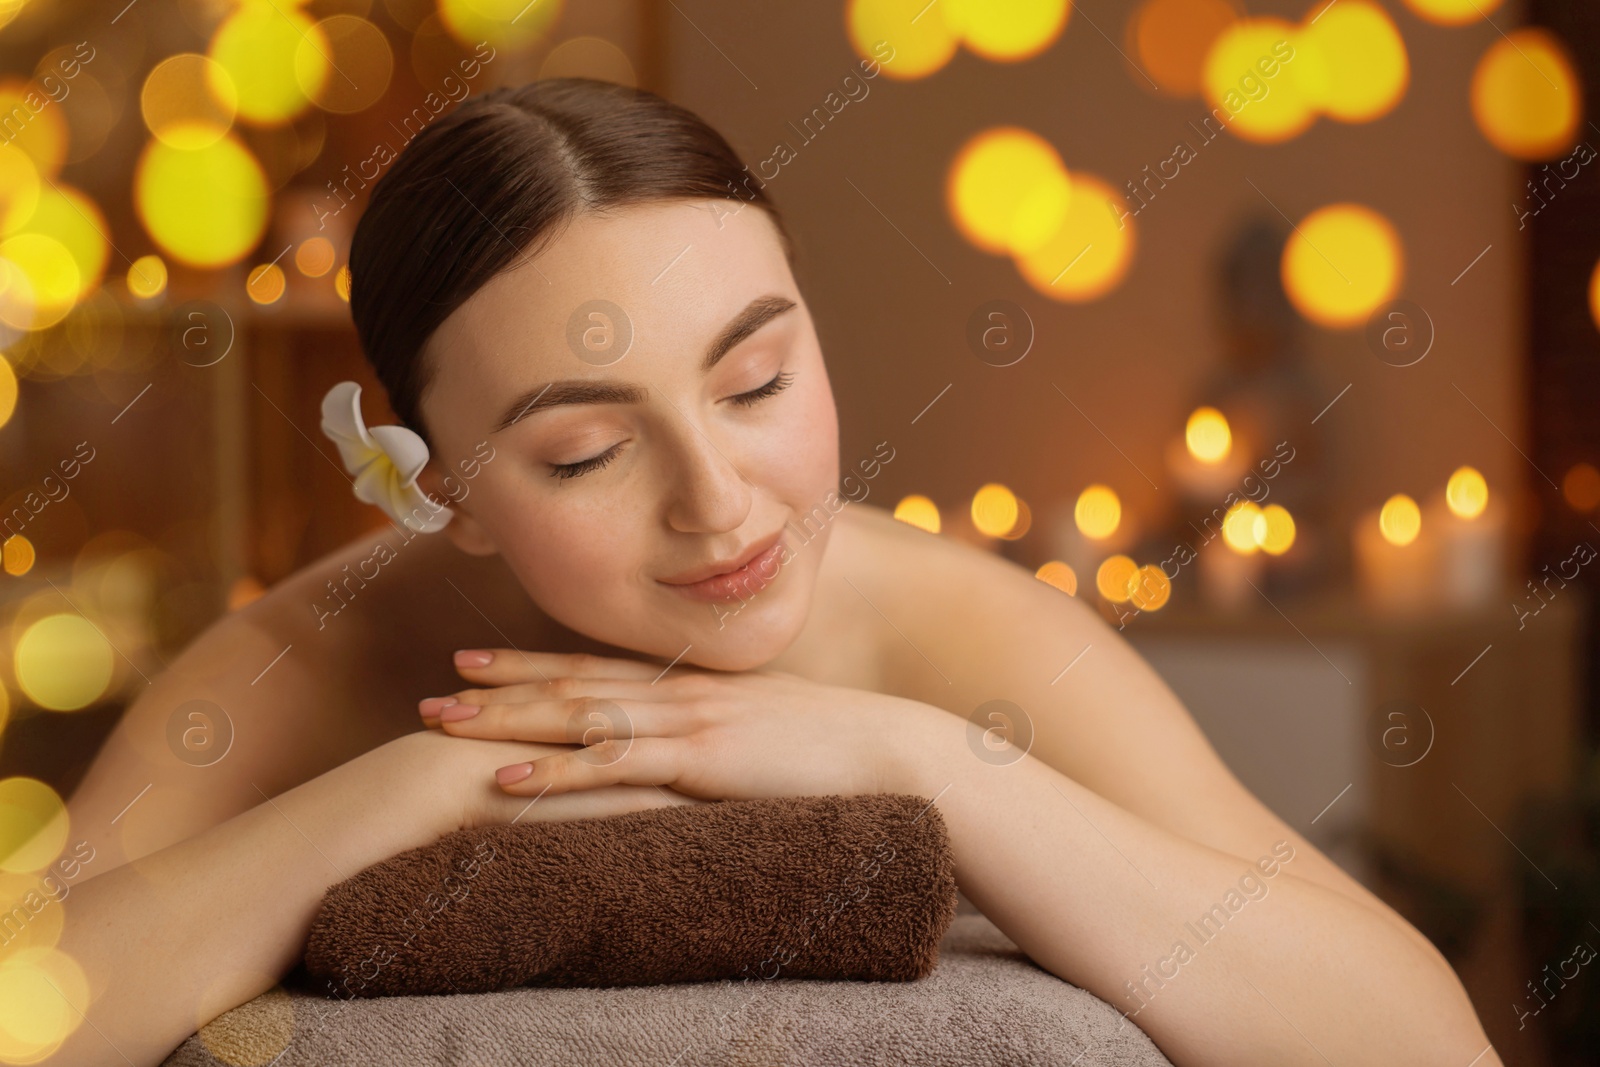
(661, 415, 754, 535)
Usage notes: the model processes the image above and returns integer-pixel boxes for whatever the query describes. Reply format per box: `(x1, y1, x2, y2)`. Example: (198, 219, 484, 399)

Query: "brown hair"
(347, 77, 793, 447)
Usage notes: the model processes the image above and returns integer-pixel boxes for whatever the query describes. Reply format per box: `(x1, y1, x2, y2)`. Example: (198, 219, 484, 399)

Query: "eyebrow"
(490, 294, 799, 434)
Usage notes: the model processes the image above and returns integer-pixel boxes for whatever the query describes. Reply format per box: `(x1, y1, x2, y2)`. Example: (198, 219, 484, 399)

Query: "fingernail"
(439, 703, 480, 722)
(496, 763, 534, 785)
(419, 696, 459, 715)
(454, 649, 493, 668)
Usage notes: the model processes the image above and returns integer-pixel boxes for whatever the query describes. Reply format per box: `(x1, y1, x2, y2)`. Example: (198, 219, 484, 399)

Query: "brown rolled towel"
(302, 792, 957, 998)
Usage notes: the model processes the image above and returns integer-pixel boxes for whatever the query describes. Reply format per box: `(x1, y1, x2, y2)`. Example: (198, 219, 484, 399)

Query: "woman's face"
(416, 197, 841, 672)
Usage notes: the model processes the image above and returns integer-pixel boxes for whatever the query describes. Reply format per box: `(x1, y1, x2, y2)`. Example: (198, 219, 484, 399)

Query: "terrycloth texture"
(303, 793, 958, 996)
(162, 906, 1177, 1067)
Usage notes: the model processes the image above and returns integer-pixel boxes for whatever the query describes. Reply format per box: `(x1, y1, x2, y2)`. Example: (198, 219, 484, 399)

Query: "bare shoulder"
(66, 528, 551, 869)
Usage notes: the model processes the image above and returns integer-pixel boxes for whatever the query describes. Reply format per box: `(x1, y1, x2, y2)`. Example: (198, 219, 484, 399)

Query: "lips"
(659, 529, 785, 586)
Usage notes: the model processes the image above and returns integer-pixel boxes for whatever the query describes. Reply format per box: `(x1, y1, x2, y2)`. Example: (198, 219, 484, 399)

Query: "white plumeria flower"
(319, 380, 453, 533)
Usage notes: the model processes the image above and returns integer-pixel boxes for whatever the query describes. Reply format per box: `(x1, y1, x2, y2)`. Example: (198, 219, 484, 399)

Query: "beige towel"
(162, 907, 1174, 1066)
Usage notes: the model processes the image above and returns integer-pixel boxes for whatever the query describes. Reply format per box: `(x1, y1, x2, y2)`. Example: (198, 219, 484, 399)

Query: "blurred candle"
(1429, 489, 1505, 610)
(1353, 504, 1437, 616)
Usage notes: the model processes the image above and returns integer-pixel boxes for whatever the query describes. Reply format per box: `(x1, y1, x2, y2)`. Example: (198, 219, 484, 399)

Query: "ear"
(416, 464, 499, 557)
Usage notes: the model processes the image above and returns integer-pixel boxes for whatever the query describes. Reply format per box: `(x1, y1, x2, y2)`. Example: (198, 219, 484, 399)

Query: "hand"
(416, 648, 939, 802)
(383, 728, 711, 837)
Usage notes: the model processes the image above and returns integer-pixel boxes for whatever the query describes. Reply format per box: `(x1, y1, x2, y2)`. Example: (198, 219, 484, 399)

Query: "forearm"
(42, 741, 447, 1067)
(888, 711, 1499, 1067)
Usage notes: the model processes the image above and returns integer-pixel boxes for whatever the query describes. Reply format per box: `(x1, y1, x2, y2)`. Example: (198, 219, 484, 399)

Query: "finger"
(422, 676, 682, 724)
(438, 696, 703, 743)
(493, 736, 692, 796)
(451, 648, 665, 687)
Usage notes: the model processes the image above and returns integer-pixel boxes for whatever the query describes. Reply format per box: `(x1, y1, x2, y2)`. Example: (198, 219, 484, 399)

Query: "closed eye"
(547, 371, 796, 480)
(728, 370, 794, 408)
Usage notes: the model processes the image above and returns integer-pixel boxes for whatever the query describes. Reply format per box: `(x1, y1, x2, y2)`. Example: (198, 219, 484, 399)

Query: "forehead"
(426, 198, 792, 393)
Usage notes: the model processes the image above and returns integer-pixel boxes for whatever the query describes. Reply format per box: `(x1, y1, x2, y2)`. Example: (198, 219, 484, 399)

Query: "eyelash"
(547, 371, 796, 480)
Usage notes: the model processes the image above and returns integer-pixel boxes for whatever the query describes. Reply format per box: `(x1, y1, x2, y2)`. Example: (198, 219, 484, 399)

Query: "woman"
(55, 78, 1496, 1066)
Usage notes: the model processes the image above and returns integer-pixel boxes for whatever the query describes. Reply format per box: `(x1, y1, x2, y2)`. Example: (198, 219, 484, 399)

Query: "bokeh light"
(1295, 0, 1408, 124)
(3, 535, 34, 576)
(945, 0, 1070, 63)
(894, 494, 941, 533)
(1253, 503, 1296, 555)
(141, 53, 238, 150)
(305, 15, 395, 115)
(209, 2, 329, 125)
(0, 353, 15, 431)
(0, 80, 68, 177)
(1471, 28, 1582, 161)
(0, 946, 91, 1061)
(126, 254, 167, 299)
(1402, 0, 1504, 27)
(247, 262, 286, 304)
(1014, 173, 1135, 302)
(1096, 555, 1139, 602)
(947, 128, 1072, 256)
(0, 146, 41, 233)
(438, 0, 564, 52)
(1129, 563, 1171, 610)
(1035, 560, 1077, 595)
(1075, 484, 1122, 540)
(1202, 18, 1314, 143)
(847, 0, 960, 80)
(0, 233, 80, 332)
(971, 482, 1020, 537)
(135, 133, 269, 268)
(1563, 462, 1600, 512)
(1129, 0, 1241, 98)
(1446, 465, 1488, 519)
(0, 777, 67, 874)
(1222, 500, 1262, 554)
(1379, 493, 1422, 546)
(539, 36, 639, 86)
(295, 237, 335, 277)
(1281, 202, 1402, 329)
(14, 613, 114, 711)
(1185, 405, 1231, 463)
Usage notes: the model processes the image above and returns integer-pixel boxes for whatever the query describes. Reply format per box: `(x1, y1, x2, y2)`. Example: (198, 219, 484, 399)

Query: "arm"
(32, 730, 699, 1067)
(883, 711, 1497, 1067)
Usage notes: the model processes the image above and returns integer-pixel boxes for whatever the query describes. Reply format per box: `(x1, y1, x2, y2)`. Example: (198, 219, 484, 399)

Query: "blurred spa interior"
(0, 0, 1597, 1061)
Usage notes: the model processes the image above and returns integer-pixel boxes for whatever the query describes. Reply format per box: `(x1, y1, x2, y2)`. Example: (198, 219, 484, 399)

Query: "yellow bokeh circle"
(1281, 202, 1402, 329)
(945, 0, 1070, 63)
(1014, 172, 1135, 302)
(1402, 0, 1504, 27)
(0, 946, 91, 1060)
(893, 494, 941, 534)
(1253, 503, 1296, 555)
(1075, 484, 1122, 540)
(1222, 500, 1262, 554)
(1446, 465, 1488, 519)
(1471, 28, 1582, 161)
(971, 482, 1020, 538)
(1202, 18, 1314, 143)
(1035, 560, 1077, 596)
(0, 233, 80, 332)
(1128, 564, 1171, 611)
(947, 128, 1072, 257)
(127, 253, 167, 299)
(0, 777, 67, 874)
(438, 0, 564, 53)
(1379, 493, 1421, 546)
(1186, 405, 1231, 463)
(1295, 0, 1408, 124)
(142, 53, 238, 150)
(0, 353, 15, 431)
(1130, 0, 1241, 98)
(847, 0, 958, 80)
(14, 613, 114, 712)
(209, 1, 329, 125)
(1096, 555, 1139, 602)
(135, 133, 269, 268)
